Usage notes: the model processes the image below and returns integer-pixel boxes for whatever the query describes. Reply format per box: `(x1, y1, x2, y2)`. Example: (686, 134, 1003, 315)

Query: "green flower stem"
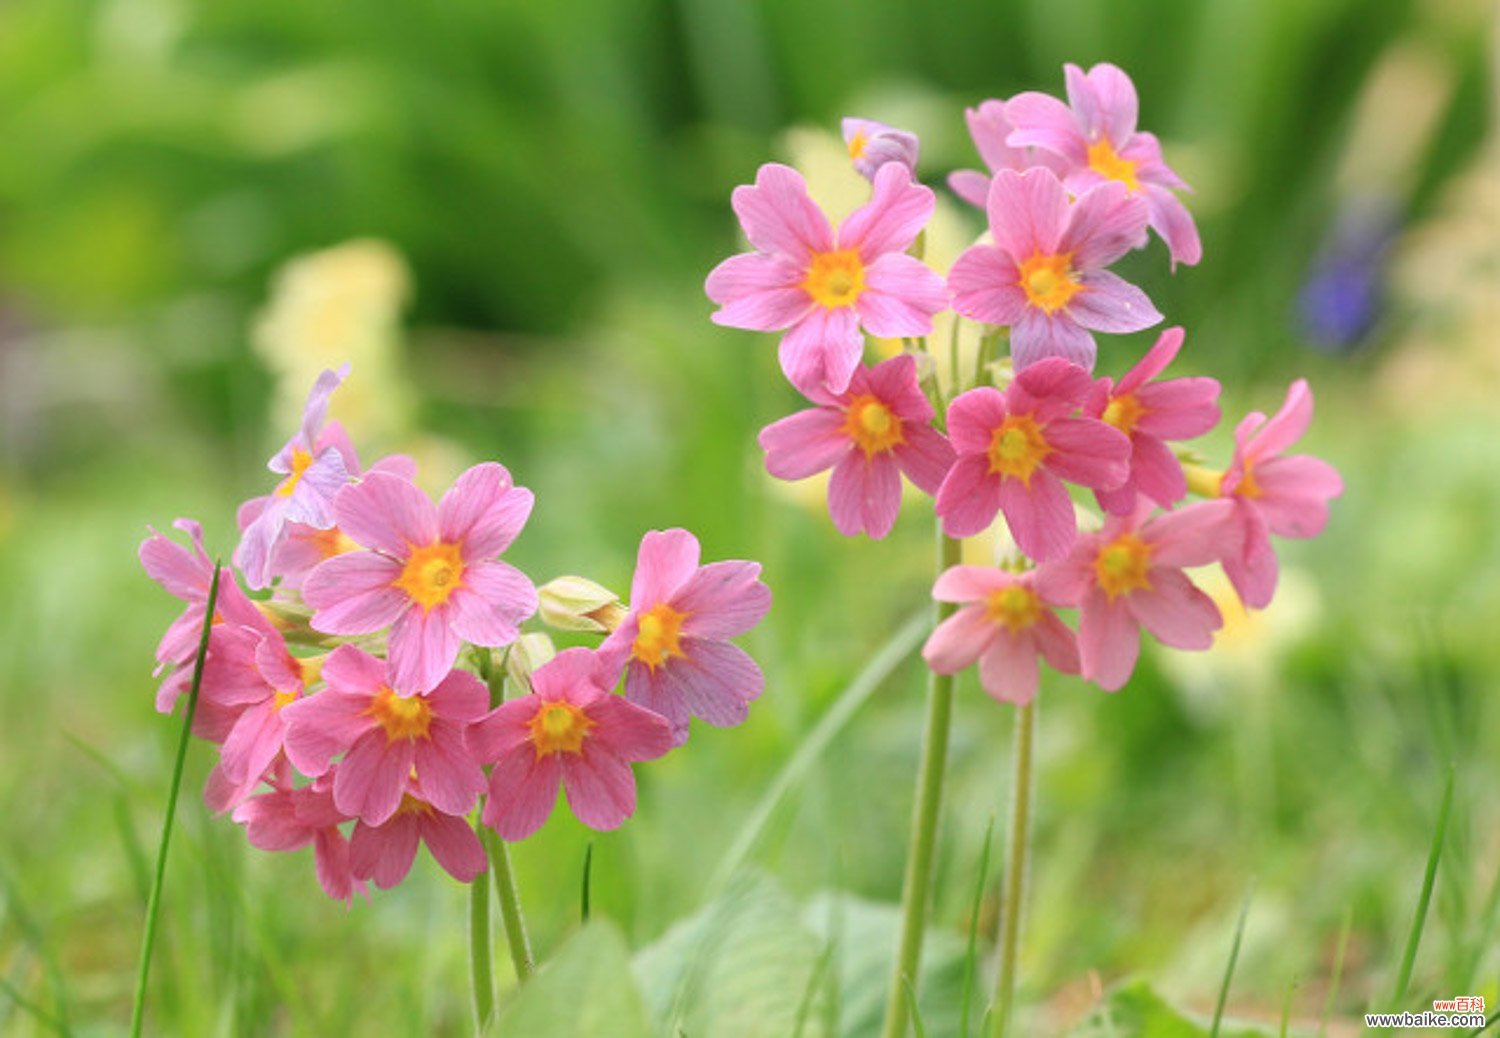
(881, 530, 963, 1038)
(469, 826, 495, 1031)
(483, 828, 535, 983)
(131, 562, 222, 1038)
(988, 699, 1037, 1038)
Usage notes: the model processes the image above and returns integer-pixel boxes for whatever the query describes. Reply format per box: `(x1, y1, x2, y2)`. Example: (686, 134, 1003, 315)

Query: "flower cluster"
(142, 369, 770, 902)
(709, 62, 1341, 703)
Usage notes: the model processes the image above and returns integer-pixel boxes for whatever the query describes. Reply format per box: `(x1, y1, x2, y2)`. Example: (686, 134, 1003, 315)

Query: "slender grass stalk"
(1318, 905, 1352, 1037)
(959, 816, 996, 1038)
(1388, 764, 1455, 1014)
(130, 562, 221, 1038)
(1278, 977, 1295, 1038)
(470, 820, 495, 1032)
(0, 972, 67, 1035)
(987, 699, 1037, 1038)
(580, 843, 594, 924)
(1210, 886, 1255, 1038)
(881, 530, 963, 1038)
(482, 829, 535, 983)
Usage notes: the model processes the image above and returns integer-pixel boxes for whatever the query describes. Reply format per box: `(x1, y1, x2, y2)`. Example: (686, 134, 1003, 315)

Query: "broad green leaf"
(1069, 979, 1274, 1038)
(492, 920, 651, 1038)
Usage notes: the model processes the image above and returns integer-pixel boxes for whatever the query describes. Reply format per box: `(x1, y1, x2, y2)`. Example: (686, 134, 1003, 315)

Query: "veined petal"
(629, 528, 700, 608)
(438, 463, 534, 559)
(949, 245, 1029, 327)
(828, 451, 903, 539)
(304, 552, 409, 635)
(1042, 417, 1130, 489)
(676, 561, 771, 639)
(731, 163, 834, 262)
(839, 162, 935, 260)
(759, 407, 851, 481)
(449, 561, 536, 647)
(922, 603, 996, 673)
(1079, 587, 1140, 691)
(977, 632, 1040, 705)
(778, 307, 863, 396)
(1128, 568, 1220, 649)
(934, 454, 1003, 538)
(1010, 309, 1096, 371)
(387, 604, 462, 695)
(997, 470, 1076, 563)
(1144, 184, 1202, 269)
(334, 473, 437, 557)
(1067, 63, 1139, 146)
(1059, 181, 1150, 270)
(706, 253, 814, 331)
(419, 811, 487, 882)
(987, 168, 1069, 261)
(1004, 91, 1087, 165)
(858, 255, 947, 336)
(1069, 271, 1162, 334)
(893, 424, 956, 495)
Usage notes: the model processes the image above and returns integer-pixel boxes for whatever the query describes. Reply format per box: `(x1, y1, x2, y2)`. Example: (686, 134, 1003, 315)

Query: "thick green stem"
(880, 531, 963, 1038)
(131, 563, 222, 1038)
(484, 829, 535, 983)
(470, 825, 495, 1031)
(989, 700, 1037, 1038)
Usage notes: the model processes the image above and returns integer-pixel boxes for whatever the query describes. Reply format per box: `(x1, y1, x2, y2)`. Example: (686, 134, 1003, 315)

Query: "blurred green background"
(1, 0, 1496, 1034)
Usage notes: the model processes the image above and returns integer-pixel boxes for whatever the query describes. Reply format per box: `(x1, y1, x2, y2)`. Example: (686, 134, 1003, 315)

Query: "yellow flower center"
(308, 525, 361, 559)
(272, 689, 299, 711)
(1234, 461, 1263, 499)
(1093, 533, 1154, 600)
(1017, 251, 1081, 315)
(847, 131, 868, 160)
(987, 414, 1052, 486)
(631, 602, 688, 671)
(841, 394, 905, 457)
(1102, 393, 1146, 436)
(275, 448, 315, 498)
(528, 701, 595, 757)
(1087, 136, 1141, 192)
(392, 541, 465, 611)
(985, 584, 1043, 631)
(802, 249, 866, 309)
(395, 793, 434, 818)
(366, 686, 433, 742)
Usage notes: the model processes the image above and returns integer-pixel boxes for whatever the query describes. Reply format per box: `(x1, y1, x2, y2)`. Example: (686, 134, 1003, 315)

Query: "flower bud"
(538, 576, 628, 633)
(504, 632, 557, 693)
(841, 118, 920, 181)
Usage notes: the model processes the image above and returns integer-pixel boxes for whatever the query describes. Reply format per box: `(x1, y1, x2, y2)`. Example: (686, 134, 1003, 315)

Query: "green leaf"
(491, 921, 651, 1038)
(1070, 980, 1274, 1038)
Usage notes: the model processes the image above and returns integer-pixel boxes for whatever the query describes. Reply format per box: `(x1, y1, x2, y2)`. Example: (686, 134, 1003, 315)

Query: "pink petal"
(234, 790, 312, 852)
(922, 603, 996, 674)
(425, 668, 490, 722)
(1133, 378, 1222, 439)
(977, 631, 1040, 705)
(1003, 91, 1087, 164)
(464, 698, 536, 765)
(986, 168, 1069, 261)
(419, 811, 487, 882)
(778, 306, 863, 396)
(932, 565, 1016, 602)
(303, 552, 408, 635)
(630, 528, 700, 607)
(676, 561, 771, 639)
(1059, 181, 1150, 270)
(332, 473, 437, 558)
(626, 640, 762, 744)
(1009, 309, 1096, 371)
(350, 813, 421, 889)
(219, 703, 287, 786)
(966, 99, 1027, 172)
(335, 734, 417, 827)
(1252, 455, 1343, 538)
(321, 644, 390, 696)
(828, 451, 902, 538)
(945, 386, 1010, 454)
(449, 561, 536, 646)
(139, 528, 210, 600)
(1033, 611, 1081, 674)
(1068, 271, 1162, 334)
(948, 169, 991, 209)
(998, 470, 1076, 563)
(759, 407, 851, 481)
(935, 454, 1003, 539)
(1066, 63, 1138, 146)
(560, 750, 638, 831)
(387, 603, 462, 695)
(1144, 184, 1202, 269)
(1128, 434, 1188, 508)
(438, 463, 534, 559)
(1033, 546, 1096, 607)
(1013, 356, 1095, 407)
(1146, 499, 1237, 568)
(1222, 503, 1278, 609)
(482, 750, 562, 841)
(857, 254, 947, 336)
(1042, 417, 1130, 489)
(413, 722, 487, 818)
(705, 252, 813, 331)
(1248, 380, 1314, 461)
(1115, 327, 1185, 396)
(839, 162, 935, 260)
(313, 829, 361, 905)
(1079, 588, 1140, 692)
(283, 449, 349, 528)
(893, 424, 956, 495)
(1128, 568, 1221, 649)
(948, 245, 1029, 327)
(280, 689, 377, 776)
(579, 694, 674, 762)
(731, 163, 834, 261)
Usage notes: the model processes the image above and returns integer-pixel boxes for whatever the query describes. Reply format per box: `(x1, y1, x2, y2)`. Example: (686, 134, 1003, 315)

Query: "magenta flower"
(1083, 326, 1221, 515)
(705, 162, 947, 395)
(597, 529, 772, 744)
(947, 99, 1064, 210)
(281, 645, 489, 826)
(934, 358, 1130, 561)
(949, 168, 1158, 371)
(236, 365, 359, 589)
(1218, 380, 1343, 608)
(1036, 500, 1233, 691)
(303, 463, 537, 695)
(758, 355, 955, 538)
(1006, 62, 1202, 268)
(348, 782, 488, 889)
(841, 117, 920, 181)
(233, 777, 366, 905)
(467, 648, 673, 841)
(922, 566, 1079, 704)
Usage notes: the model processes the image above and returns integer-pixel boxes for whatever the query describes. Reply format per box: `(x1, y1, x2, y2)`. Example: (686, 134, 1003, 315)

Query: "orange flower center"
(1087, 136, 1141, 192)
(366, 687, 433, 742)
(841, 394, 905, 457)
(631, 602, 687, 671)
(1017, 251, 1081, 314)
(1102, 392, 1147, 436)
(395, 793, 434, 818)
(987, 414, 1052, 485)
(985, 584, 1043, 631)
(1093, 533, 1153, 600)
(528, 701, 595, 757)
(802, 249, 866, 309)
(847, 131, 868, 160)
(1234, 461, 1263, 499)
(393, 541, 465, 611)
(275, 448, 315, 498)
(307, 525, 362, 559)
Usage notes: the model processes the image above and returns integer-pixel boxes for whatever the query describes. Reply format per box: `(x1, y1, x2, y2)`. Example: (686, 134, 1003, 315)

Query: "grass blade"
(581, 842, 594, 924)
(790, 935, 835, 1038)
(1318, 905, 1352, 1037)
(959, 816, 996, 1038)
(0, 971, 67, 1035)
(904, 976, 927, 1038)
(1388, 764, 1456, 1013)
(1210, 884, 1254, 1038)
(129, 561, 221, 1038)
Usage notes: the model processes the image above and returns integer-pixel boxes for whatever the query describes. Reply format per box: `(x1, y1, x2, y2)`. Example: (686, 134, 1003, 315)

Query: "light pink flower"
(949, 167, 1158, 371)
(467, 648, 673, 841)
(303, 463, 537, 695)
(948, 99, 1064, 209)
(1036, 500, 1233, 691)
(235, 365, 360, 589)
(233, 776, 366, 905)
(348, 781, 488, 889)
(706, 162, 947, 395)
(281, 645, 489, 826)
(758, 355, 955, 538)
(1006, 62, 1202, 268)
(597, 529, 772, 744)
(841, 117, 920, 181)
(1083, 326, 1220, 515)
(922, 566, 1079, 704)
(934, 358, 1130, 560)
(1218, 380, 1343, 608)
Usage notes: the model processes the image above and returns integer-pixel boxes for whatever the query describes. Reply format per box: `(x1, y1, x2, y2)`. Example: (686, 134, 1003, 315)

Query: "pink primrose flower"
(233, 776, 366, 905)
(597, 529, 772, 744)
(1083, 326, 1220, 515)
(934, 358, 1131, 560)
(1217, 380, 1343, 608)
(467, 648, 673, 841)
(948, 99, 1065, 209)
(236, 365, 360, 589)
(348, 781, 488, 889)
(303, 463, 537, 695)
(922, 566, 1079, 704)
(705, 162, 946, 395)
(281, 645, 489, 826)
(1036, 499, 1233, 691)
(757, 354, 955, 538)
(1006, 62, 1202, 267)
(841, 117, 920, 181)
(949, 167, 1158, 371)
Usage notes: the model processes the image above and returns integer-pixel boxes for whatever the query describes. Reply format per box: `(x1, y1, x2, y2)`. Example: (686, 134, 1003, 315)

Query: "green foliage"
(1071, 980, 1272, 1038)
(491, 921, 652, 1038)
